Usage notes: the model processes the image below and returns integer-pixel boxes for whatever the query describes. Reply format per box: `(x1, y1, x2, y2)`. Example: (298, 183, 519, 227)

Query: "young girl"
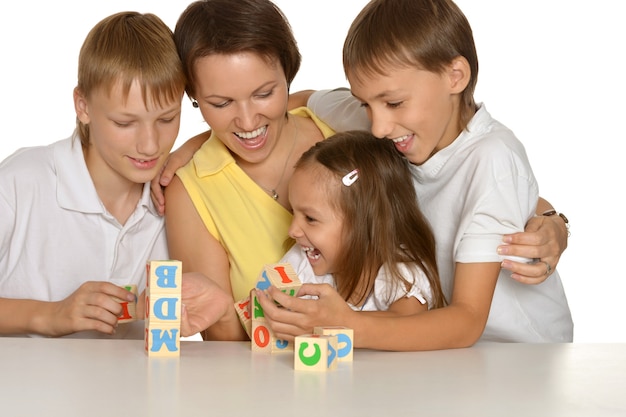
(278, 130, 446, 314)
(257, 0, 573, 350)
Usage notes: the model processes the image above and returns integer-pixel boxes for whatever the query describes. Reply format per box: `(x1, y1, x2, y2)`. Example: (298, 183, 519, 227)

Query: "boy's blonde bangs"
(78, 12, 185, 106)
(76, 12, 185, 145)
(82, 67, 185, 111)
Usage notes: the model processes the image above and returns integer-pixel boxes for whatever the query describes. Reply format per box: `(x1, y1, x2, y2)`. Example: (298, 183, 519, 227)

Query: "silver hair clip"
(342, 169, 359, 186)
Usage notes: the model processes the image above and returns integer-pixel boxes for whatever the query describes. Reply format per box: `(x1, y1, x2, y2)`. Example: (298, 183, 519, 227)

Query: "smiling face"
(191, 51, 290, 166)
(288, 163, 344, 276)
(74, 79, 181, 188)
(348, 64, 464, 165)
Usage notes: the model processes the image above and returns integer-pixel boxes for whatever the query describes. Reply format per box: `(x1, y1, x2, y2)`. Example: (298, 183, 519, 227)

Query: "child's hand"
(46, 282, 134, 337)
(150, 134, 208, 216)
(150, 156, 179, 216)
(254, 283, 353, 341)
(149, 150, 191, 216)
(499, 215, 567, 284)
(179, 272, 232, 337)
(150, 165, 168, 216)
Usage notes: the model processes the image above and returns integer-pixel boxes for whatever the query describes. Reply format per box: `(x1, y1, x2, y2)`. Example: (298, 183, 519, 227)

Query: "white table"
(1, 338, 624, 417)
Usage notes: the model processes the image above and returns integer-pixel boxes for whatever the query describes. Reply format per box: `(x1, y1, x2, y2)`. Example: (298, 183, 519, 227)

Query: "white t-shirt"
(280, 244, 434, 311)
(308, 87, 371, 133)
(308, 90, 573, 342)
(0, 136, 168, 339)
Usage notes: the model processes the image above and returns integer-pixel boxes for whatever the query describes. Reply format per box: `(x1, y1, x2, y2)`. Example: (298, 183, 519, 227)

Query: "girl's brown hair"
(75, 12, 186, 148)
(296, 131, 446, 309)
(343, 0, 478, 131)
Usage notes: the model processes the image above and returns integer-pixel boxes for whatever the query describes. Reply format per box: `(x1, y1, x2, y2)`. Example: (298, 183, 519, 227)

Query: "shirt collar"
(192, 131, 235, 177)
(55, 134, 103, 213)
(412, 103, 488, 182)
(55, 133, 158, 216)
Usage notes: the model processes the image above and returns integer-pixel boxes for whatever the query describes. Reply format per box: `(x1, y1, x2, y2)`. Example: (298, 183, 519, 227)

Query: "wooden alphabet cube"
(294, 334, 338, 371)
(251, 318, 272, 352)
(314, 326, 354, 362)
(145, 260, 182, 357)
(114, 284, 138, 324)
(147, 293, 182, 325)
(263, 263, 302, 296)
(146, 260, 182, 295)
(144, 324, 181, 357)
(255, 268, 272, 291)
(251, 318, 293, 353)
(234, 296, 252, 339)
(271, 337, 293, 353)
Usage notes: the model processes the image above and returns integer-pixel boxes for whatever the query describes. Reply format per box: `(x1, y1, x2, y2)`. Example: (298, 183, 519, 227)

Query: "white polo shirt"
(0, 135, 168, 338)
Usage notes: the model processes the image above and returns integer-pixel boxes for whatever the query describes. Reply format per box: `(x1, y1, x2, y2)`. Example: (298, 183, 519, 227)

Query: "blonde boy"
(0, 12, 185, 338)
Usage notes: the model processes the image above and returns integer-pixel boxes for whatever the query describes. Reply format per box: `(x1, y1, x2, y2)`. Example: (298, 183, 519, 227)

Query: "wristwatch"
(542, 209, 570, 235)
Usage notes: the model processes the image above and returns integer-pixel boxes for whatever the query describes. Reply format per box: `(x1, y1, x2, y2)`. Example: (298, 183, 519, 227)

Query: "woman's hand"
(179, 272, 232, 337)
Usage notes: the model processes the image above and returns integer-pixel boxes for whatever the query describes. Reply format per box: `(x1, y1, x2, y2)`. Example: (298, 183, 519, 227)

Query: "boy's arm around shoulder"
(288, 90, 316, 110)
(151, 131, 211, 216)
(302, 88, 372, 132)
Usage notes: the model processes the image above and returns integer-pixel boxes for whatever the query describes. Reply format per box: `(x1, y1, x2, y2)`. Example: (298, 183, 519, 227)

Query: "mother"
(165, 0, 335, 340)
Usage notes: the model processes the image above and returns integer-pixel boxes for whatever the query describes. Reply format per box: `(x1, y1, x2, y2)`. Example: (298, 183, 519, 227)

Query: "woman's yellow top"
(176, 107, 335, 301)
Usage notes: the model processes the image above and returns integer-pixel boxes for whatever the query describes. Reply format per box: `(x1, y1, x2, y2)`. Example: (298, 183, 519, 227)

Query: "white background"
(1, 1, 623, 342)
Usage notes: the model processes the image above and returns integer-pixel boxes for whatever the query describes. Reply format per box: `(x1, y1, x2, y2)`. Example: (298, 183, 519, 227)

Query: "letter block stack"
(251, 262, 302, 353)
(145, 260, 182, 357)
(232, 261, 356, 370)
